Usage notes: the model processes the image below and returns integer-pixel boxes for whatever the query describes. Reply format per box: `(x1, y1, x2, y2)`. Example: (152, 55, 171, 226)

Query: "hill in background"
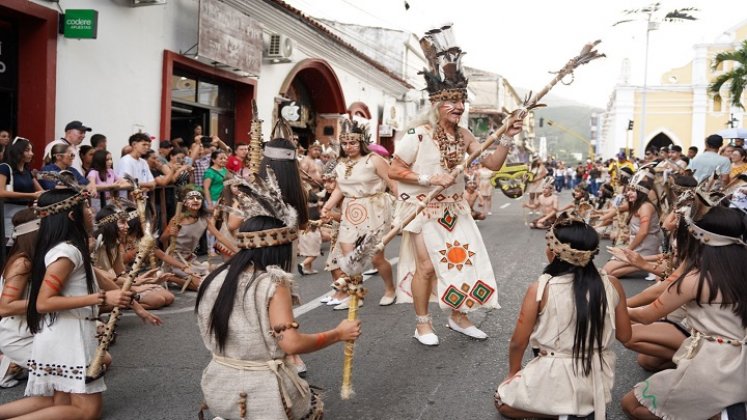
(516, 88, 604, 164)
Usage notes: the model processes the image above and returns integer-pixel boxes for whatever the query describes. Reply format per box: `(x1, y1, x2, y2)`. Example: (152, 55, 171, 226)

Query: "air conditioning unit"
(264, 34, 294, 62)
(131, 0, 166, 6)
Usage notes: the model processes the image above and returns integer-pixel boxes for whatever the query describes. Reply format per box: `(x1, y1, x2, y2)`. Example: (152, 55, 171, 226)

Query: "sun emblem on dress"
(438, 240, 475, 271)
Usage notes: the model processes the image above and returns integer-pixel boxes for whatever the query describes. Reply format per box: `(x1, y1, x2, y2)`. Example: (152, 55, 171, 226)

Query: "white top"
(44, 139, 82, 173)
(115, 154, 154, 184)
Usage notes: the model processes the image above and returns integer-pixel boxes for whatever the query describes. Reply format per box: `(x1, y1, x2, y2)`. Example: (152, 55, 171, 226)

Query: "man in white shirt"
(116, 133, 156, 191)
(44, 120, 90, 173)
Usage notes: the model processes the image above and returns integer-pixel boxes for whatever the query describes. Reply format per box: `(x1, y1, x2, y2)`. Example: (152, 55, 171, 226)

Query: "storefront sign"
(63, 10, 98, 39)
(198, 0, 261, 76)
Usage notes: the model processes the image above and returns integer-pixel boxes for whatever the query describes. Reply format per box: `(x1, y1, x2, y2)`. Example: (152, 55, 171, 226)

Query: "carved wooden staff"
(166, 201, 183, 255)
(336, 41, 605, 399)
(86, 183, 155, 382)
(379, 40, 605, 248)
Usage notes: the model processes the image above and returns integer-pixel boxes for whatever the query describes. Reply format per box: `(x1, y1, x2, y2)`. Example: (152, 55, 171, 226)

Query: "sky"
(283, 0, 747, 108)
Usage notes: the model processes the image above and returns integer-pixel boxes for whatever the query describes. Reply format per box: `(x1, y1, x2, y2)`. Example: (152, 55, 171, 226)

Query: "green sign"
(63, 10, 98, 39)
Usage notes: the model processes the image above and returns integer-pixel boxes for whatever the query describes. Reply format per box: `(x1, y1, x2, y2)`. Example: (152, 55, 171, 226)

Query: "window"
(714, 94, 722, 112)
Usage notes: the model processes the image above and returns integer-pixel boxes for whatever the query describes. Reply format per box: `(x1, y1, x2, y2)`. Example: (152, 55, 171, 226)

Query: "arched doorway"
(279, 59, 345, 148)
(645, 132, 674, 153)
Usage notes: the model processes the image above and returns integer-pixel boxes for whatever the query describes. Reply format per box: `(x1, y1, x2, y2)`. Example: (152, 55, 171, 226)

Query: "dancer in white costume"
(389, 25, 523, 346)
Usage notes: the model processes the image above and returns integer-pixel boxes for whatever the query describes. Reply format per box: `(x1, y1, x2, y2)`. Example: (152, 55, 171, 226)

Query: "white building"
(3, 0, 416, 166)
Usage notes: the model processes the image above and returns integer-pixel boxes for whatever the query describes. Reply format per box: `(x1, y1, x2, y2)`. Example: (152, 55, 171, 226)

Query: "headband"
(429, 88, 468, 103)
(263, 146, 296, 161)
(631, 183, 651, 194)
(684, 215, 747, 247)
(545, 215, 598, 267)
(185, 190, 203, 200)
(34, 191, 89, 218)
(235, 227, 298, 249)
(11, 219, 40, 239)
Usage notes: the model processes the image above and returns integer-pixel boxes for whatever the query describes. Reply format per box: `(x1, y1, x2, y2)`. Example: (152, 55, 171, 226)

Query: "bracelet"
(269, 320, 300, 337)
(417, 173, 431, 186)
(97, 290, 106, 307)
(497, 134, 513, 148)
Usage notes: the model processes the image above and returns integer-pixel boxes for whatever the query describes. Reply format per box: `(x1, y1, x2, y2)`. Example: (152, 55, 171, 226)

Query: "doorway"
(170, 103, 208, 148)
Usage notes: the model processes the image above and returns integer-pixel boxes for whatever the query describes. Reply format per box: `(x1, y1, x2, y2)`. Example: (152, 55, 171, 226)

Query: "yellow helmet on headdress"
(418, 23, 468, 103)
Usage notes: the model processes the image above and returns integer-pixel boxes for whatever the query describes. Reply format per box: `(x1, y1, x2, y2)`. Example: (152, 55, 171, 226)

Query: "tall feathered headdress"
(229, 168, 299, 249)
(339, 119, 370, 144)
(419, 23, 468, 103)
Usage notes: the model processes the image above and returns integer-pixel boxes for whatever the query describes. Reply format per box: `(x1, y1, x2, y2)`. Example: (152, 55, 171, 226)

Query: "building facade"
(599, 19, 747, 159)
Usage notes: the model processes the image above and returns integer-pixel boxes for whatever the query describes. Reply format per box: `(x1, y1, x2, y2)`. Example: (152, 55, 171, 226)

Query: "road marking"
(499, 203, 510, 209)
(122, 257, 400, 318)
(294, 257, 399, 318)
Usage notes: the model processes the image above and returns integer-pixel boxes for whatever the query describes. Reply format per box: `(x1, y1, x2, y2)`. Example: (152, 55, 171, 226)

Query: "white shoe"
(319, 295, 333, 304)
(333, 298, 362, 311)
(326, 297, 346, 306)
(378, 294, 396, 306)
(363, 268, 378, 276)
(644, 273, 657, 281)
(447, 317, 488, 340)
(413, 329, 439, 346)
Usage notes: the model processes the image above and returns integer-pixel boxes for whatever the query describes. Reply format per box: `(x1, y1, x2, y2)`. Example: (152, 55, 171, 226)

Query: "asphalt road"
(0, 190, 653, 419)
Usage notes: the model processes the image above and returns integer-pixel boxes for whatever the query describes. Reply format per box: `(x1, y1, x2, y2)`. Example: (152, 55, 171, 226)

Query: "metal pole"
(639, 19, 655, 157)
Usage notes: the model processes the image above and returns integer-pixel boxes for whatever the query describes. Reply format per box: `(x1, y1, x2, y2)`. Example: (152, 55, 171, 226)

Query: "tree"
(709, 39, 747, 110)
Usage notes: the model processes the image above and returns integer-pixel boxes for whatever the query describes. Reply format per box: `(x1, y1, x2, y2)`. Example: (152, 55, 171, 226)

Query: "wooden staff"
(378, 41, 605, 248)
(340, 274, 363, 400)
(86, 183, 155, 382)
(166, 201, 183, 255)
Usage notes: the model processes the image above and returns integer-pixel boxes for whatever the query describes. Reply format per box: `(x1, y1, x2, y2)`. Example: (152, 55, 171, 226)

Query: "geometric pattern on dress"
(344, 202, 368, 225)
(441, 285, 467, 309)
(435, 193, 447, 202)
(398, 271, 415, 298)
(399, 193, 411, 201)
(438, 240, 475, 271)
(416, 193, 426, 201)
(469, 280, 495, 305)
(437, 207, 457, 232)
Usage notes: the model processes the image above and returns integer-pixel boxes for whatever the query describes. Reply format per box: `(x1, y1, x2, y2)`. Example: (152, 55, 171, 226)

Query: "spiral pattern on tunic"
(345, 202, 367, 225)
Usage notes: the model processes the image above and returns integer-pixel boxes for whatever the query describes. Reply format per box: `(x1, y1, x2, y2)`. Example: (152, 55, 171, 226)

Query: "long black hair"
(90, 150, 110, 182)
(673, 206, 747, 327)
(195, 216, 293, 351)
(626, 179, 655, 224)
(260, 138, 309, 228)
(27, 189, 96, 334)
(543, 221, 607, 376)
(6, 137, 32, 173)
(95, 205, 122, 263)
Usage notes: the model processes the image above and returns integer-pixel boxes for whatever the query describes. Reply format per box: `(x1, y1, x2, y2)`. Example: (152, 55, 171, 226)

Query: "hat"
(65, 120, 92, 132)
(418, 24, 468, 103)
(705, 134, 724, 148)
(159, 140, 173, 149)
(617, 152, 627, 159)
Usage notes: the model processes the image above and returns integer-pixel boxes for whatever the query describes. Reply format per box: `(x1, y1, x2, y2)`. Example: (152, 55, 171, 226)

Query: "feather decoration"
(36, 170, 85, 192)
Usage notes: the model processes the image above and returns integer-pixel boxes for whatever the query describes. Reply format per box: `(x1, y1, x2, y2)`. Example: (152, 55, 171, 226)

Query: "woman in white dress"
(0, 189, 132, 419)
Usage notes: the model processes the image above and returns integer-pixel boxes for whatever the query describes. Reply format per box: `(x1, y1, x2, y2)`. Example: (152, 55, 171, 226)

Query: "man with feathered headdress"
(388, 24, 524, 346)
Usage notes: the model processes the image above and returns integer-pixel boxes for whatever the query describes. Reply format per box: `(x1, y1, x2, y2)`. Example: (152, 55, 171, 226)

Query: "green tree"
(709, 40, 747, 109)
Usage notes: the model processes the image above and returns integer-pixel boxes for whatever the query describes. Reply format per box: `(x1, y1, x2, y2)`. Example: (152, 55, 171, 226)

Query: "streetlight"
(614, 3, 697, 156)
(727, 113, 739, 128)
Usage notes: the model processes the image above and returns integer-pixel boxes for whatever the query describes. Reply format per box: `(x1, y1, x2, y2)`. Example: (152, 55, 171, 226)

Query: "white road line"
(294, 257, 399, 318)
(122, 257, 400, 318)
(499, 203, 511, 209)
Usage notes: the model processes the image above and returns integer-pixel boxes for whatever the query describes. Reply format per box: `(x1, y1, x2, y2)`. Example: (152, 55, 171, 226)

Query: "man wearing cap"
(44, 120, 91, 173)
(688, 134, 731, 184)
(608, 152, 635, 188)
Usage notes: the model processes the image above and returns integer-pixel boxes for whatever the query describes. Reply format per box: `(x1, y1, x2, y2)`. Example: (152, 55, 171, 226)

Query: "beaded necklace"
(434, 124, 464, 171)
(343, 157, 361, 179)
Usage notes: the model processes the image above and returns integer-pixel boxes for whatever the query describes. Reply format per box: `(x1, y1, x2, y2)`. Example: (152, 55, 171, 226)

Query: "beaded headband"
(235, 226, 298, 249)
(429, 88, 468, 103)
(95, 210, 138, 228)
(684, 215, 746, 247)
(545, 213, 598, 267)
(11, 219, 40, 239)
(34, 191, 89, 218)
(185, 190, 203, 200)
(631, 183, 651, 194)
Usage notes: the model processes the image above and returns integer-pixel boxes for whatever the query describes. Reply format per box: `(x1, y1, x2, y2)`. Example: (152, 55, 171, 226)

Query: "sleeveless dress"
(197, 267, 322, 420)
(393, 126, 499, 311)
(25, 243, 105, 396)
(163, 217, 209, 277)
(628, 209, 663, 256)
(496, 273, 619, 419)
(335, 154, 391, 243)
(634, 301, 747, 419)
